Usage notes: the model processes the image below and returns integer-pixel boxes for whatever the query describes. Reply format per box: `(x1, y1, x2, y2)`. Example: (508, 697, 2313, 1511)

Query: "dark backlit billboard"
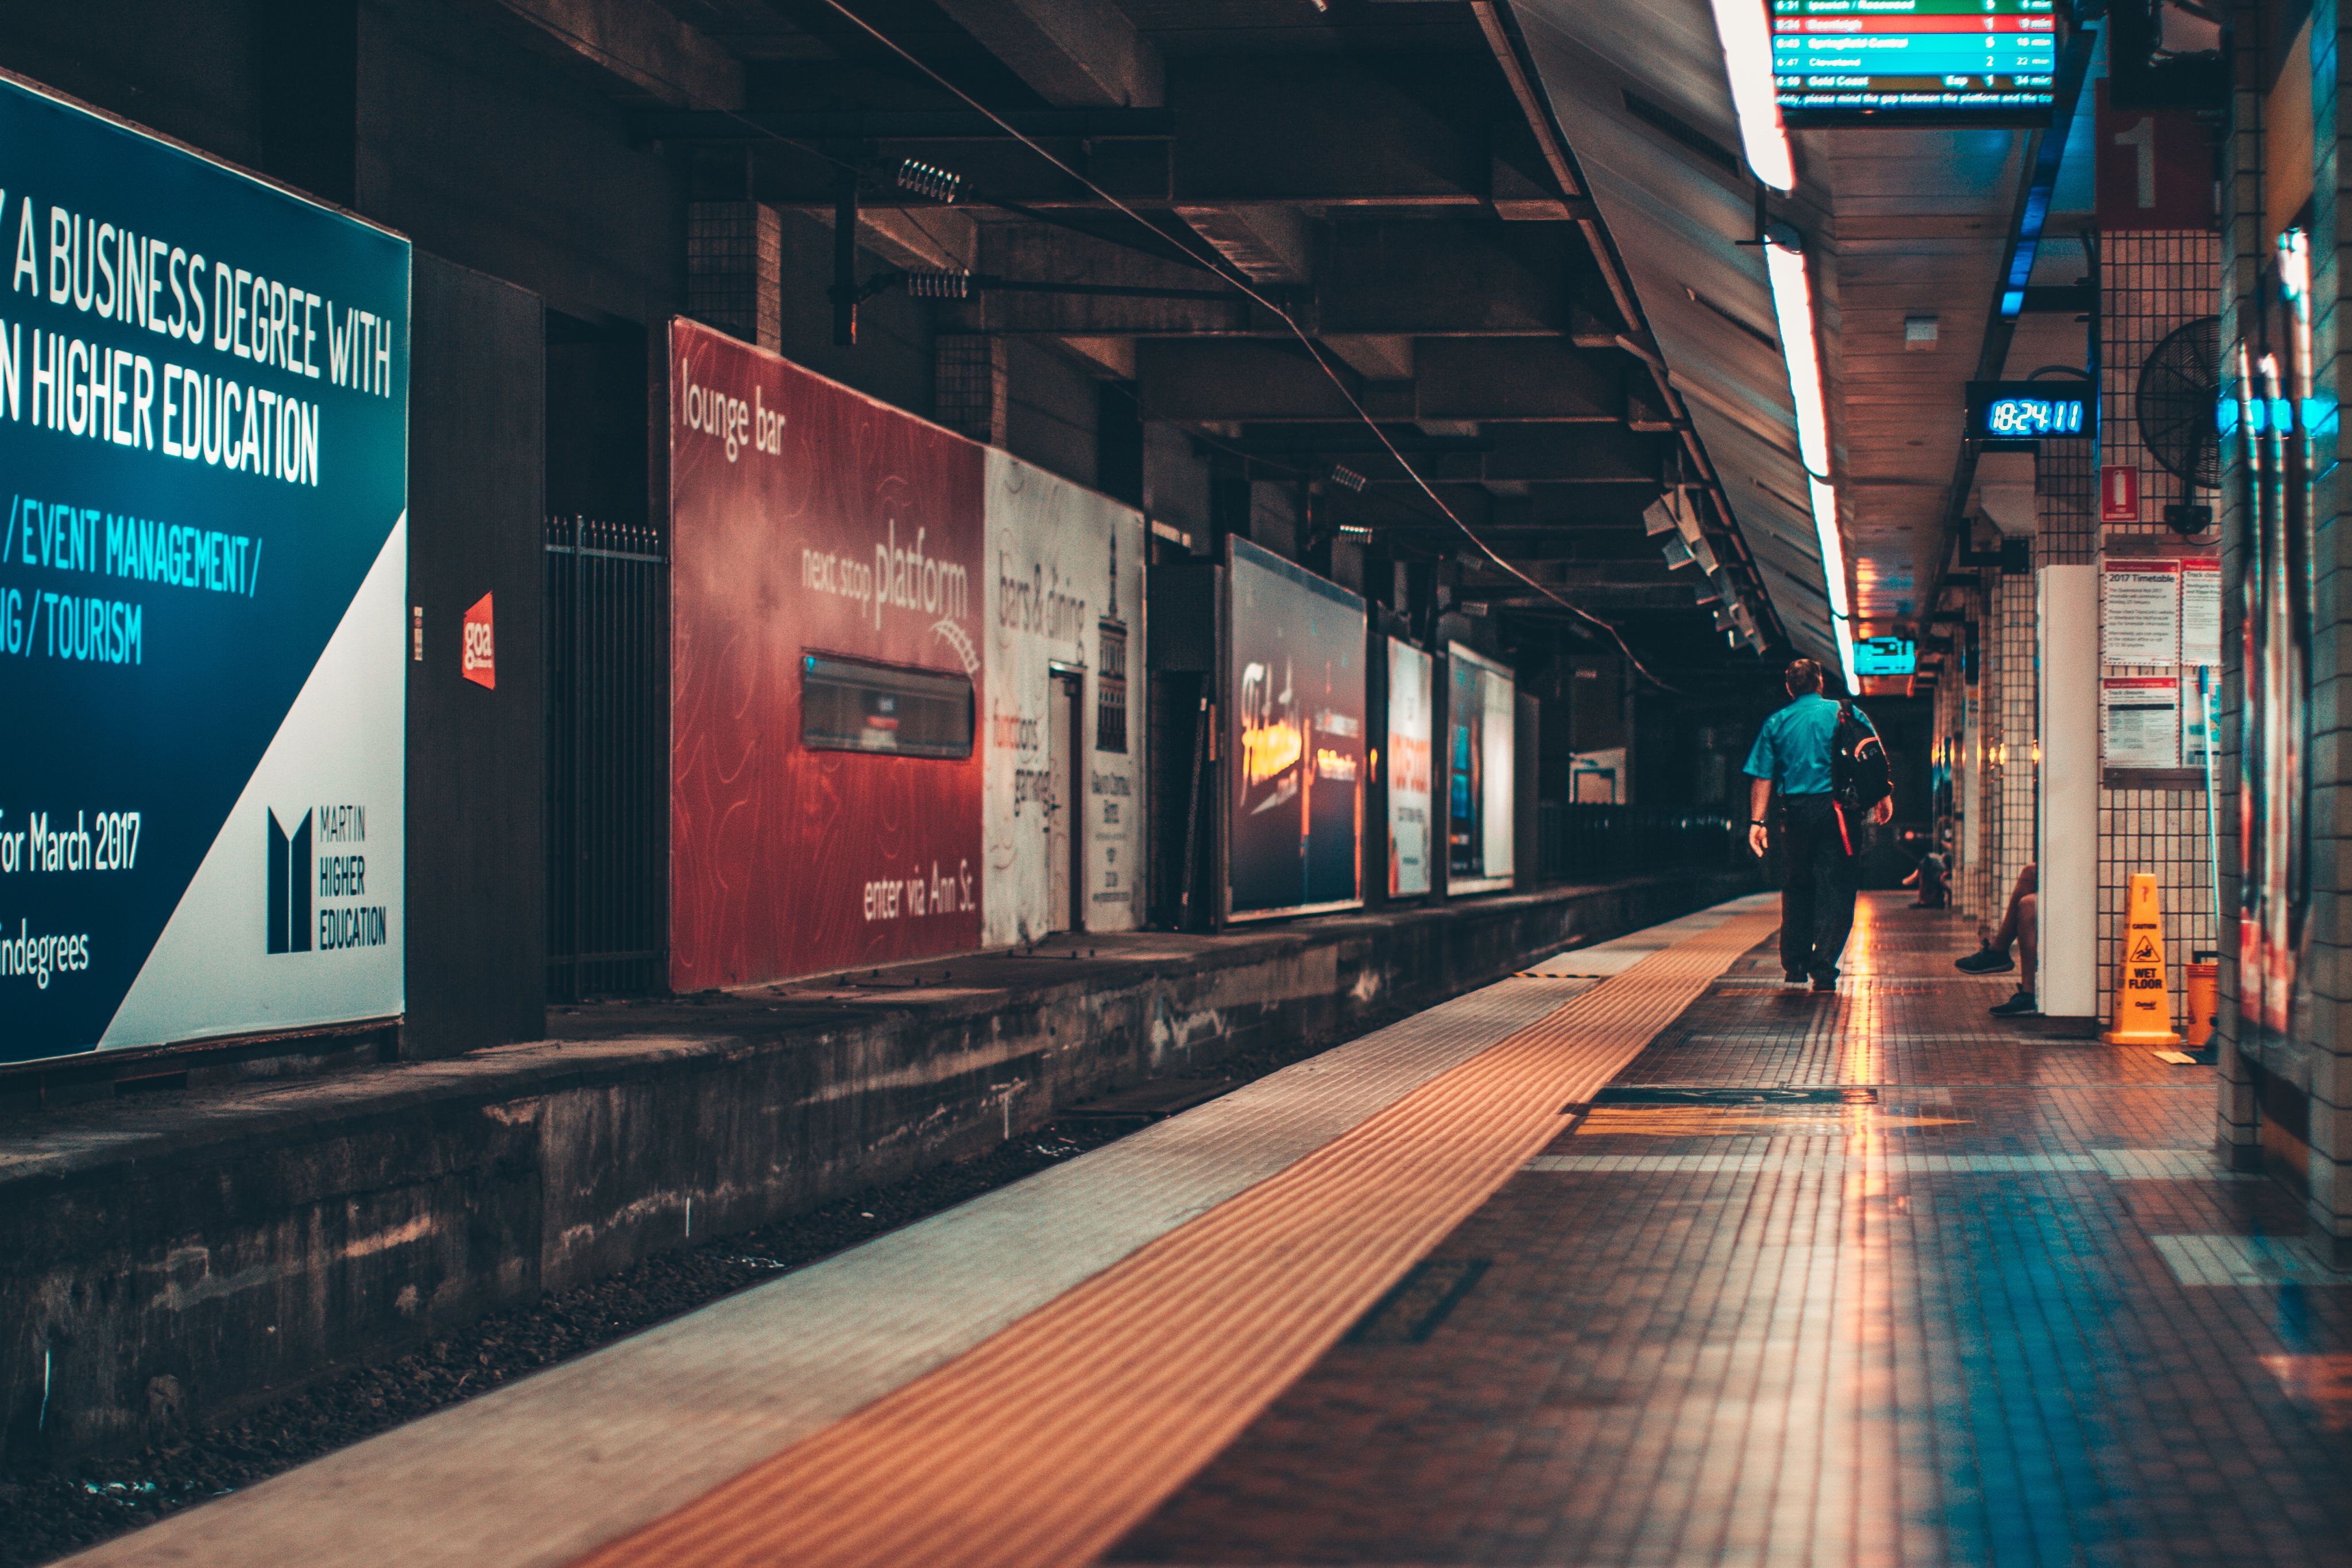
(1227, 537, 1365, 920)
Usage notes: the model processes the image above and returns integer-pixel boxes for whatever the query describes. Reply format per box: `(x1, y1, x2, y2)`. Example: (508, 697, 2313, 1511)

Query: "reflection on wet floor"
(1115, 895, 2352, 1568)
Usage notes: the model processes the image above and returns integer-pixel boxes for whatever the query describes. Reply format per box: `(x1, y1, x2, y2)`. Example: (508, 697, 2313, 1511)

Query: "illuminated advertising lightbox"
(669, 318, 985, 988)
(1385, 638, 1433, 897)
(1227, 537, 1365, 920)
(980, 450, 1145, 945)
(3, 78, 411, 1064)
(1446, 642, 1517, 895)
(1773, 0, 2061, 125)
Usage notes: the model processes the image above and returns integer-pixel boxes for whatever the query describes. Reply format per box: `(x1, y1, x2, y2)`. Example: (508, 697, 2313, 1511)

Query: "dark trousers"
(1778, 793, 1860, 978)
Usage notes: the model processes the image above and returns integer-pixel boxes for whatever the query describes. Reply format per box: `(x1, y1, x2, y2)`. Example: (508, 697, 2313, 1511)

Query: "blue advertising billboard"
(0, 75, 410, 1063)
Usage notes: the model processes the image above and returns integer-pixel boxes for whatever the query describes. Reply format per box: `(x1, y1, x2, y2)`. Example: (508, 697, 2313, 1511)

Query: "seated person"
(1955, 862, 2036, 1016)
(1903, 845, 1949, 908)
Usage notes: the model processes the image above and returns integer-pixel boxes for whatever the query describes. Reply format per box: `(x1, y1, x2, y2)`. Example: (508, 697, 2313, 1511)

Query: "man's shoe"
(1784, 969, 1811, 985)
(1989, 990, 2037, 1017)
(1955, 946, 2017, 975)
(1811, 971, 1838, 993)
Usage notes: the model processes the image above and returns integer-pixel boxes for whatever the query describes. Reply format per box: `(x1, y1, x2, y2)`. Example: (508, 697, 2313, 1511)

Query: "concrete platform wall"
(1, 872, 1751, 1466)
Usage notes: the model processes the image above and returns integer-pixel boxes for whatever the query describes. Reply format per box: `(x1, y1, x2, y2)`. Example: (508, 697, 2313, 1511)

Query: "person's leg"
(1779, 811, 1817, 978)
(2017, 892, 2037, 993)
(1960, 861, 2034, 974)
(1988, 881, 2023, 950)
(1989, 889, 2041, 1015)
(1809, 802, 1859, 979)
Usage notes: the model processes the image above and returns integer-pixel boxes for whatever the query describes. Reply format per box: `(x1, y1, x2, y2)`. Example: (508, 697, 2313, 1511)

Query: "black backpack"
(1832, 700, 1891, 813)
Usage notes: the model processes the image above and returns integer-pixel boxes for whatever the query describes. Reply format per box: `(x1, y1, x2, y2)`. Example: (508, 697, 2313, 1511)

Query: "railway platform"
(61, 893, 2352, 1567)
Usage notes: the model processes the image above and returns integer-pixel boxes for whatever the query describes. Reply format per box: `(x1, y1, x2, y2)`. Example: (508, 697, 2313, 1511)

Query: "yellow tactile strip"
(574, 909, 1778, 1568)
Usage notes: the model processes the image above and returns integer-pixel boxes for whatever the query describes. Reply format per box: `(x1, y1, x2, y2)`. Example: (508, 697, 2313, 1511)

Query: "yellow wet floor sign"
(2103, 872, 2183, 1046)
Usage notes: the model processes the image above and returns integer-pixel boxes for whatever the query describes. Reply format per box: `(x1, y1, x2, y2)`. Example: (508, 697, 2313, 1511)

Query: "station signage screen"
(3, 77, 411, 1065)
(1854, 636, 1917, 676)
(1774, 0, 2060, 123)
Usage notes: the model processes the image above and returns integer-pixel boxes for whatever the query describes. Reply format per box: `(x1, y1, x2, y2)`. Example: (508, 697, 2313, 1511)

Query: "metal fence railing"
(1535, 802, 1746, 885)
(545, 516, 668, 1001)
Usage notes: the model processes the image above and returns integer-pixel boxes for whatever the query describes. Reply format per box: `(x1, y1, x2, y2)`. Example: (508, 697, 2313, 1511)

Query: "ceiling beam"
(929, 0, 1162, 110)
(1137, 338, 1624, 424)
(490, 0, 741, 109)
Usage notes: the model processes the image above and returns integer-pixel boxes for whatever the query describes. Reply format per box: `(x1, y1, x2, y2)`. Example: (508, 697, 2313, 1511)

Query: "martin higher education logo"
(268, 804, 385, 956)
(266, 808, 314, 954)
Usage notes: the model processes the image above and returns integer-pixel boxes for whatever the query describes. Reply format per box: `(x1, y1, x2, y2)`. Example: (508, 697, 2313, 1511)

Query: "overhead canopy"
(1508, 0, 2046, 667)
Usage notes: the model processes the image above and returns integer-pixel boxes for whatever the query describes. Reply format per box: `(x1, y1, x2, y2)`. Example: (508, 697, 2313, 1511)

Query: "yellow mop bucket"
(2103, 873, 2183, 1046)
(2183, 950, 2219, 1049)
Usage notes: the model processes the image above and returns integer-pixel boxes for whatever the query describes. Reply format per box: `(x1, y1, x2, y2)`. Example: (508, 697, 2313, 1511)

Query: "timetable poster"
(2102, 558, 2182, 666)
(2181, 557, 2222, 668)
(2103, 677, 2181, 769)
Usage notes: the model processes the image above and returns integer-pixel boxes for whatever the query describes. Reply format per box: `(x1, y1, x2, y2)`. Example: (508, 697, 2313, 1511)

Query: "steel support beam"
(492, 0, 741, 108)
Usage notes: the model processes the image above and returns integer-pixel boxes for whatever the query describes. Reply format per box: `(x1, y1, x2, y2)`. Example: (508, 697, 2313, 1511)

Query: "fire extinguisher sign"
(2100, 466, 2140, 524)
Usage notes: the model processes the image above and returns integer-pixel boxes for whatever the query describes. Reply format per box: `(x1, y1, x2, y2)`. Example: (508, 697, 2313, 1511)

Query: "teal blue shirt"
(1743, 693, 1872, 797)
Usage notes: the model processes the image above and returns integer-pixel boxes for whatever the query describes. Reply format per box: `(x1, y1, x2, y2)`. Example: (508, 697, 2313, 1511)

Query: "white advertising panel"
(1446, 642, 1517, 894)
(980, 450, 1146, 944)
(1483, 659, 1517, 879)
(1385, 638, 1433, 897)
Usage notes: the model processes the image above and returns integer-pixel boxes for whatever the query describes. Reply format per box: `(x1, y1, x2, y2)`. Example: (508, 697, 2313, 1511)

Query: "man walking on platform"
(1744, 658, 1893, 992)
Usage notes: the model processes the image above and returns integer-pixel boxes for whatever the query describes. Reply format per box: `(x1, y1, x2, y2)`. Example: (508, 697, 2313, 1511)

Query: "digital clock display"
(1983, 396, 2086, 436)
(1966, 381, 2092, 442)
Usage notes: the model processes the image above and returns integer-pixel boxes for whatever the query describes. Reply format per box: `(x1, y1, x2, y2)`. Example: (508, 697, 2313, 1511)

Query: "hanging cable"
(813, 0, 1686, 694)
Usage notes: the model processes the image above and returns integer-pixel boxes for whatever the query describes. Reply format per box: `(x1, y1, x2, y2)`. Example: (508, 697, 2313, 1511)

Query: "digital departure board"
(1774, 0, 2060, 123)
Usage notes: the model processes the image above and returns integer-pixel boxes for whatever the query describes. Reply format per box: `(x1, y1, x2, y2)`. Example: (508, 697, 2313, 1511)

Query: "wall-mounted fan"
(2136, 315, 2221, 491)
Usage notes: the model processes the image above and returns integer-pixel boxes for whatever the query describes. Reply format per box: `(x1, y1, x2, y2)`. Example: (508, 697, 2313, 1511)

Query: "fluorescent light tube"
(1807, 477, 1850, 621)
(1763, 234, 1830, 478)
(1809, 475, 1858, 690)
(1767, 227, 1854, 687)
(1709, 0, 1794, 191)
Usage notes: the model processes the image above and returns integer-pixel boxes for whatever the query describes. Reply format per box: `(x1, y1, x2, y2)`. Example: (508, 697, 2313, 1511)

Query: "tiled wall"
(2213, 0, 2348, 1265)
(1933, 652, 1976, 917)
(1991, 557, 2039, 916)
(2097, 233, 2223, 1020)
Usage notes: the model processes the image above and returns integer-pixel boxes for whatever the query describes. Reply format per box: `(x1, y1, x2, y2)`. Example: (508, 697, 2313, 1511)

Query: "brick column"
(934, 335, 1008, 448)
(686, 202, 782, 353)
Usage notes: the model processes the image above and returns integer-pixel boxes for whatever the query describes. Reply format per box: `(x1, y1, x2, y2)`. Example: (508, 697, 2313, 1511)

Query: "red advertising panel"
(668, 318, 985, 989)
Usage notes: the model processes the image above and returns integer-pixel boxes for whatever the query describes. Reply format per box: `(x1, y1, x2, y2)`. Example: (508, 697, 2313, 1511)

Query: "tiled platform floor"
(1114, 895, 2352, 1567)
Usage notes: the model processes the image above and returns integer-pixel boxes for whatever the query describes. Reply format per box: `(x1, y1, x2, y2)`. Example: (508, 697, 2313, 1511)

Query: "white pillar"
(2038, 564, 2099, 1017)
